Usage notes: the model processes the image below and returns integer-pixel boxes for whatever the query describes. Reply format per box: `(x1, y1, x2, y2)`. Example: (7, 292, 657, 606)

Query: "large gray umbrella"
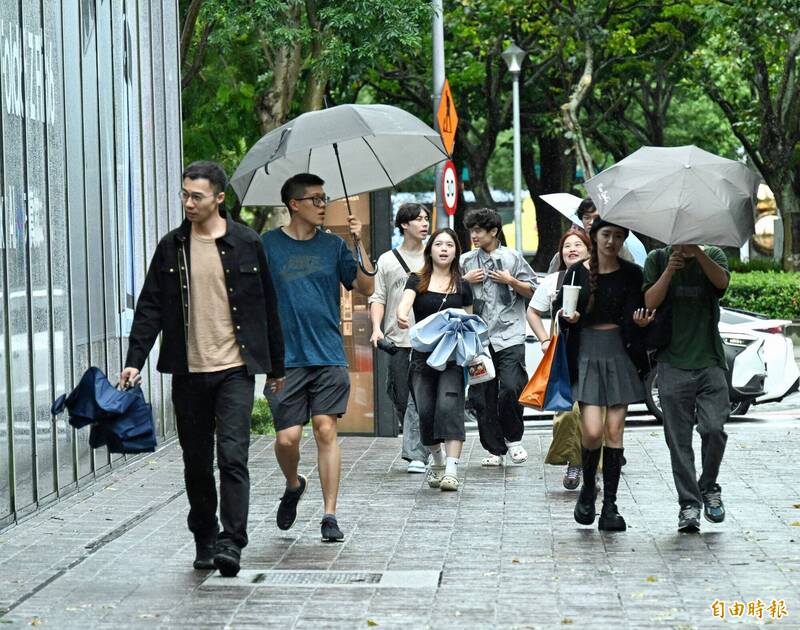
(230, 104, 448, 206)
(585, 145, 760, 247)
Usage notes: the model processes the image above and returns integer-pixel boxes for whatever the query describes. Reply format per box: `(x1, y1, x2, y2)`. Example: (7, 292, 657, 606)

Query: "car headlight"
(721, 336, 751, 347)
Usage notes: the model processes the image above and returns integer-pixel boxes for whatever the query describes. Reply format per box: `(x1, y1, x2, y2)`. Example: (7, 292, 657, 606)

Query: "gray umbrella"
(585, 145, 760, 247)
(230, 104, 448, 206)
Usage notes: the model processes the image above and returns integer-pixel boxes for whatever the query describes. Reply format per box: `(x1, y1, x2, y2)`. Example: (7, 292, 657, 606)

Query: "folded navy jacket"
(51, 366, 157, 454)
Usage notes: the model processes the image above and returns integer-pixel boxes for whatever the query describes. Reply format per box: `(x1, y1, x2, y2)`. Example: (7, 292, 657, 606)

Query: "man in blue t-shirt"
(261, 173, 374, 542)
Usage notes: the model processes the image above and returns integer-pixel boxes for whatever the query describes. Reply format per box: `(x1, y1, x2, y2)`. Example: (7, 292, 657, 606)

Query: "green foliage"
(727, 258, 785, 273)
(251, 398, 275, 436)
(722, 272, 800, 320)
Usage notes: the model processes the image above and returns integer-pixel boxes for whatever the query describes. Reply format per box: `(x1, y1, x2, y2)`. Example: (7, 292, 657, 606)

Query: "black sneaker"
(678, 505, 701, 533)
(277, 475, 307, 531)
(193, 542, 215, 570)
(702, 484, 725, 523)
(213, 542, 241, 577)
(321, 516, 344, 542)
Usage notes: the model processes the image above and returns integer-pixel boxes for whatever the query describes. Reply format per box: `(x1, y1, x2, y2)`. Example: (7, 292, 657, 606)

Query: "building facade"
(0, 0, 182, 527)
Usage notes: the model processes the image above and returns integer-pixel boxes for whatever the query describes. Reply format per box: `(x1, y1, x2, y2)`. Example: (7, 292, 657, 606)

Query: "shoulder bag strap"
(391, 248, 411, 274)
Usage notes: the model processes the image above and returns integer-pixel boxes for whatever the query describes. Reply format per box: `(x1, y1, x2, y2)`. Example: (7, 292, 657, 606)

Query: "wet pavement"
(0, 399, 798, 629)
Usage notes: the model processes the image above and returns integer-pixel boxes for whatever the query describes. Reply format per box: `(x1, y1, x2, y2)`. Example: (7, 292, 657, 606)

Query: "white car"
(524, 307, 799, 419)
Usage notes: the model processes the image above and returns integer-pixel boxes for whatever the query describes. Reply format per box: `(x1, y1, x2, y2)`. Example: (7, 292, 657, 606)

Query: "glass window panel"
(44, 0, 75, 493)
(62, 0, 91, 479)
(23, 0, 56, 500)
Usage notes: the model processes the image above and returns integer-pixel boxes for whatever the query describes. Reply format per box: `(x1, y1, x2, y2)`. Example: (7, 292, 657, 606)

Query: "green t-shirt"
(642, 246, 729, 370)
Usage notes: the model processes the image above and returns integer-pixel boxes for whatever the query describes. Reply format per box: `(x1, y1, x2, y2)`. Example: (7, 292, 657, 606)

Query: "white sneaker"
(506, 441, 528, 464)
(407, 460, 426, 474)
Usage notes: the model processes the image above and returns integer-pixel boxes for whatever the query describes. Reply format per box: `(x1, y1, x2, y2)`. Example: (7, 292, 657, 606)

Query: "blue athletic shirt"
(261, 228, 358, 368)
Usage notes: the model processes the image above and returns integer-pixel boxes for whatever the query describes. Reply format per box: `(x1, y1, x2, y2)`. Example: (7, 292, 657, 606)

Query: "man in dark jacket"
(120, 161, 284, 577)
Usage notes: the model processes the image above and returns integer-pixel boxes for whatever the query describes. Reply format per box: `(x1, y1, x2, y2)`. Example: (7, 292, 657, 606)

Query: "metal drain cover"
(203, 569, 440, 589)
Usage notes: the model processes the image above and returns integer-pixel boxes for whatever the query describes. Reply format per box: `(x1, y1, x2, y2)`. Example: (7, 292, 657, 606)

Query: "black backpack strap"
(391, 248, 411, 274)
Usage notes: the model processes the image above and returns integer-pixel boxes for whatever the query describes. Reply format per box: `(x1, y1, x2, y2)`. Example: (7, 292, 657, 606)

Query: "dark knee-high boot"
(598, 446, 626, 532)
(574, 446, 601, 525)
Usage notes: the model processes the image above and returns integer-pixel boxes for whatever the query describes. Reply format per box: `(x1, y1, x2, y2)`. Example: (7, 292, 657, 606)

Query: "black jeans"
(172, 366, 255, 549)
(387, 348, 412, 432)
(409, 351, 466, 445)
(468, 343, 526, 456)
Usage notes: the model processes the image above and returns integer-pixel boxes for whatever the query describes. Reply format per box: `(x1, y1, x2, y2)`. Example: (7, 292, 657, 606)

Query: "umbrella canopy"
(585, 145, 760, 247)
(231, 104, 448, 206)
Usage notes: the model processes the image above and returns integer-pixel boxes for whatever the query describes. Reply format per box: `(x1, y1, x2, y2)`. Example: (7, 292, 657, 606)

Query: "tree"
(179, 0, 430, 228)
(691, 1, 800, 270)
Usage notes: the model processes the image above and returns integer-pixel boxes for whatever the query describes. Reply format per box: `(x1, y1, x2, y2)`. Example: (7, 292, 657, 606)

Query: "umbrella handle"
(333, 142, 378, 277)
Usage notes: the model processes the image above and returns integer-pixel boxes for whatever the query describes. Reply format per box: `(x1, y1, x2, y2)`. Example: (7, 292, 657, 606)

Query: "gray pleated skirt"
(573, 327, 645, 406)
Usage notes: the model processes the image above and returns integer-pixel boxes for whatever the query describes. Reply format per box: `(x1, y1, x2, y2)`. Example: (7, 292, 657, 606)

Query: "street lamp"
(502, 41, 526, 252)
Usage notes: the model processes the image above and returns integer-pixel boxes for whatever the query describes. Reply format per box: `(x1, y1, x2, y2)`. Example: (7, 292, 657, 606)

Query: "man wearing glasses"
(261, 173, 374, 543)
(120, 161, 285, 577)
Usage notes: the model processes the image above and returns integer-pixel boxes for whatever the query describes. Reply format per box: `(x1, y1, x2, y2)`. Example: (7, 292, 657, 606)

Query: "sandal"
(439, 473, 459, 491)
(481, 455, 504, 467)
(506, 442, 528, 464)
(426, 465, 445, 488)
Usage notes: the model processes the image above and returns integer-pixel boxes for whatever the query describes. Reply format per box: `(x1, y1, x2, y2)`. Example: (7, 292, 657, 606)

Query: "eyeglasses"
(179, 190, 216, 203)
(294, 195, 330, 208)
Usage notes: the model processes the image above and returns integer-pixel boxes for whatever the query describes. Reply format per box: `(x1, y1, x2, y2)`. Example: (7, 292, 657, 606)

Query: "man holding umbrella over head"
(230, 103, 449, 541)
(262, 173, 374, 543)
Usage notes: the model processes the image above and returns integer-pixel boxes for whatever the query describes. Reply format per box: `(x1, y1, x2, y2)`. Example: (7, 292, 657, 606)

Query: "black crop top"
(563, 260, 644, 328)
(405, 273, 473, 322)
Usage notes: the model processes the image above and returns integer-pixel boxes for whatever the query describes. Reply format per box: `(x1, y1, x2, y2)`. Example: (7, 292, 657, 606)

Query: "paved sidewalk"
(1, 417, 799, 629)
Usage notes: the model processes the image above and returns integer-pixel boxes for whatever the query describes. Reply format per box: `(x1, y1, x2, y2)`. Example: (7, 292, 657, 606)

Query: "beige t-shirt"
(368, 246, 424, 347)
(187, 234, 245, 372)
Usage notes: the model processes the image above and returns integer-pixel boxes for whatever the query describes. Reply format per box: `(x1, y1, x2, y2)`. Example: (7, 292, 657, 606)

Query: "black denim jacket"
(125, 212, 285, 378)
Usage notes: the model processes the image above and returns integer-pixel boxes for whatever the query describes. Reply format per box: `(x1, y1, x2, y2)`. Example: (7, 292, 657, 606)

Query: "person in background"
(397, 228, 473, 492)
(527, 229, 591, 490)
(547, 198, 634, 273)
(369, 203, 430, 474)
(460, 208, 536, 467)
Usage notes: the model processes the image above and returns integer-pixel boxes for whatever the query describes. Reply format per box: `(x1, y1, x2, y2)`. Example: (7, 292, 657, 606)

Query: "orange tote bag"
(518, 332, 559, 410)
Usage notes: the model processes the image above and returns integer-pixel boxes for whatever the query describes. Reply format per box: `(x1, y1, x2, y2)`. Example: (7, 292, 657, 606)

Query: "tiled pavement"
(1, 414, 799, 629)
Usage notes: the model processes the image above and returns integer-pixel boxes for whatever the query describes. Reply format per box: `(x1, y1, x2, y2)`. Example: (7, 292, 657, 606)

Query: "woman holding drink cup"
(527, 229, 591, 490)
(557, 219, 653, 531)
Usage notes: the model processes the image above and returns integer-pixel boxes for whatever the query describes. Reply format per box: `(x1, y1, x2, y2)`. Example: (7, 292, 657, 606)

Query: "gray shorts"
(265, 366, 351, 431)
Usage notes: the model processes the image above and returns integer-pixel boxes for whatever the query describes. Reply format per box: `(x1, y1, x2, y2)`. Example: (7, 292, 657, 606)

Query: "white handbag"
(467, 353, 495, 385)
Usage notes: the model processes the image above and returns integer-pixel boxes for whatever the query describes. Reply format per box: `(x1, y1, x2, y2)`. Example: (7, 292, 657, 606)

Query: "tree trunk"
(302, 0, 328, 112)
(464, 158, 494, 208)
(561, 40, 596, 180)
(774, 180, 800, 271)
(256, 6, 303, 134)
(529, 133, 575, 271)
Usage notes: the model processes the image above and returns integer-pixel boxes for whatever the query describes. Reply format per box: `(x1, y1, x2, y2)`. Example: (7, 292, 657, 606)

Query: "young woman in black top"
(397, 228, 473, 492)
(559, 219, 654, 531)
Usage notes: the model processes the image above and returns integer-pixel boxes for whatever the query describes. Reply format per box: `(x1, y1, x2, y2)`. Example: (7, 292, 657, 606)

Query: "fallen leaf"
(790, 521, 800, 526)
(793, 504, 800, 509)
(30, 619, 42, 627)
(561, 618, 574, 625)
(646, 576, 658, 583)
(511, 558, 522, 564)
(367, 621, 379, 627)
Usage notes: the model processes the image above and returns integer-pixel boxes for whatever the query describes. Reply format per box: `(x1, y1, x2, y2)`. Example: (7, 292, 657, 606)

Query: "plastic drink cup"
(562, 285, 580, 317)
